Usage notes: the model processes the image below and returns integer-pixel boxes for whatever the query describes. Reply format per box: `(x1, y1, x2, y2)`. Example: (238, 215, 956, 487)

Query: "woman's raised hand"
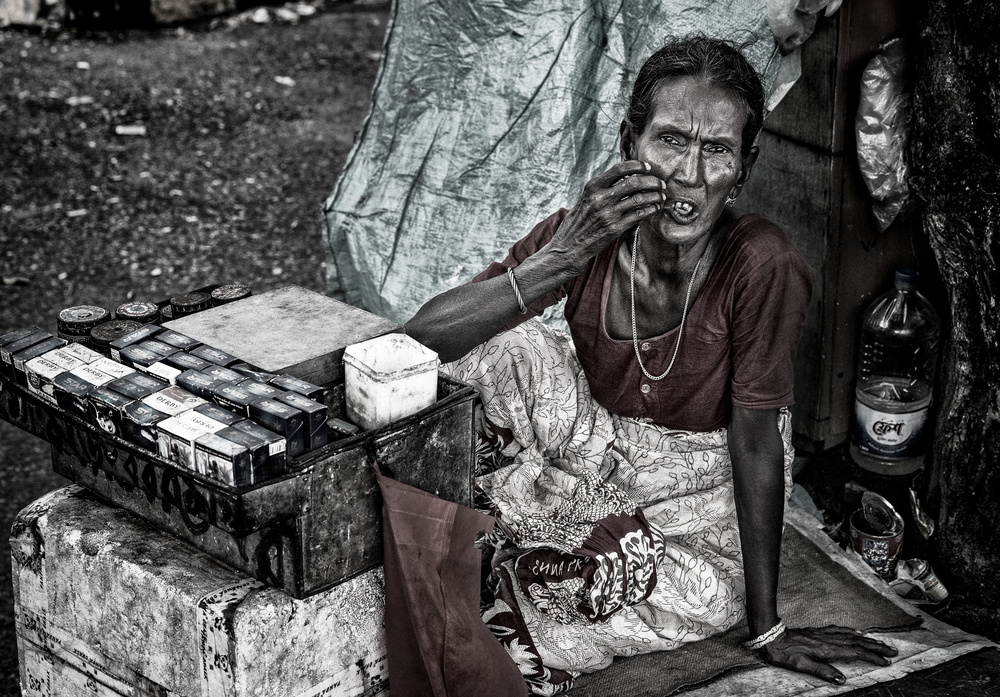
(761, 625, 899, 684)
(549, 160, 666, 269)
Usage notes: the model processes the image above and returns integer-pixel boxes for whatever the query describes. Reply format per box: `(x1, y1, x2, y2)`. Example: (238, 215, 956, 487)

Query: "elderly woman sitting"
(406, 35, 896, 694)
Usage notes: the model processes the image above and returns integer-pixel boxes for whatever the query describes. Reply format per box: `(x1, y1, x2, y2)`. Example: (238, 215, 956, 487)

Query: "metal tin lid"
(91, 319, 144, 349)
(211, 284, 252, 305)
(862, 491, 904, 535)
(115, 301, 161, 324)
(170, 291, 212, 317)
(57, 305, 110, 333)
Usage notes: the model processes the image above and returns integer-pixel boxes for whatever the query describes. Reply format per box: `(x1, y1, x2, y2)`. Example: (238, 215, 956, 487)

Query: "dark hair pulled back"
(625, 36, 765, 158)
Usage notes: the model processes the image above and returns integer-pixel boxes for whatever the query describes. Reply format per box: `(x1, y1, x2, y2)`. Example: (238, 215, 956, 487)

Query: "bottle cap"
(895, 269, 918, 290)
(58, 305, 110, 334)
(116, 301, 161, 324)
(211, 284, 252, 305)
(170, 291, 212, 317)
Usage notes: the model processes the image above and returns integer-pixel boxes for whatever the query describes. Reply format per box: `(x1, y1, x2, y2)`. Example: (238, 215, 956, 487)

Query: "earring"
(725, 196, 736, 207)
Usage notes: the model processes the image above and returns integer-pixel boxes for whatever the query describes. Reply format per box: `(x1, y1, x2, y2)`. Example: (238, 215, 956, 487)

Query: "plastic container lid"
(342, 334, 439, 382)
(58, 305, 110, 333)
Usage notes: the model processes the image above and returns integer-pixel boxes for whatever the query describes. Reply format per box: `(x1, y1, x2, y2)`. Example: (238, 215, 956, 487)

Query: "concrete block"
(165, 286, 402, 386)
(13, 486, 388, 697)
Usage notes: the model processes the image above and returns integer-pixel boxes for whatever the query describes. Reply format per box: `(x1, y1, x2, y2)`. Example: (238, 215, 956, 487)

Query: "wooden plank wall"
(741, 2, 919, 451)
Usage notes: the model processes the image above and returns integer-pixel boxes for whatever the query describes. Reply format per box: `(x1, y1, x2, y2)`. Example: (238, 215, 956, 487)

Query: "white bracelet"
(743, 620, 787, 650)
(506, 267, 528, 314)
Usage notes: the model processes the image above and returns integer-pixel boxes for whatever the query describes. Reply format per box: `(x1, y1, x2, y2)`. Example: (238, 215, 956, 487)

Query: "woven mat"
(570, 522, 921, 696)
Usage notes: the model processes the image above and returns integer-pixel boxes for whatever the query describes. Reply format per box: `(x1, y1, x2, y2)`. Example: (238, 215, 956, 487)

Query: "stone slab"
(165, 286, 402, 386)
(12, 486, 389, 697)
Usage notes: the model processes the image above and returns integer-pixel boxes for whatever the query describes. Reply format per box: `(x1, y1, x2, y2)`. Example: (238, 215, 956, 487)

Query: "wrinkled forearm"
(404, 246, 579, 363)
(729, 406, 785, 637)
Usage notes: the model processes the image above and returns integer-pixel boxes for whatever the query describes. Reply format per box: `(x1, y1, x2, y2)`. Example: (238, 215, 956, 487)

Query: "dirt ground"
(0, 2, 388, 692)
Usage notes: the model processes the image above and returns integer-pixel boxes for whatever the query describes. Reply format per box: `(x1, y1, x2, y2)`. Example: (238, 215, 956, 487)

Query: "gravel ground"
(0, 3, 388, 692)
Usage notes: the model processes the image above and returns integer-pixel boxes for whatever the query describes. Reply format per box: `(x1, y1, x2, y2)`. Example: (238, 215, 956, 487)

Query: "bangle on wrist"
(506, 267, 528, 314)
(743, 620, 787, 650)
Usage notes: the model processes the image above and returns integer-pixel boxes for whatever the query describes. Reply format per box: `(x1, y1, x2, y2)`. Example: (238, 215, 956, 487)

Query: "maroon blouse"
(472, 209, 814, 432)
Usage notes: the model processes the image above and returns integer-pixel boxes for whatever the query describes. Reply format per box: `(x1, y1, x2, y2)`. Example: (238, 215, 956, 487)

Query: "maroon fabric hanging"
(376, 467, 528, 697)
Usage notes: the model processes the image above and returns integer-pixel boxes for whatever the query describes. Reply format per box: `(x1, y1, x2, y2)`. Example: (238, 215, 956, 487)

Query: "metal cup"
(849, 505, 904, 581)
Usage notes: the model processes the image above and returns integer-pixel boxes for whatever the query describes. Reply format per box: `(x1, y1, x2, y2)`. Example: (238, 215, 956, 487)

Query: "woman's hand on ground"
(760, 625, 898, 685)
(549, 159, 666, 266)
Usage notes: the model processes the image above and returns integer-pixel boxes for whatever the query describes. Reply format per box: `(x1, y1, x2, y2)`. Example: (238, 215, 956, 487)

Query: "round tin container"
(170, 291, 212, 318)
(91, 319, 143, 355)
(850, 492, 905, 581)
(115, 301, 161, 324)
(58, 305, 110, 346)
(211, 284, 252, 306)
(58, 305, 110, 334)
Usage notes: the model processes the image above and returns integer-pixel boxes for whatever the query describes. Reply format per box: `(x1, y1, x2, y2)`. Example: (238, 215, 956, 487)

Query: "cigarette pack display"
(52, 371, 94, 418)
(215, 425, 269, 483)
(328, 416, 360, 437)
(162, 351, 212, 373)
(107, 373, 168, 401)
(202, 364, 244, 383)
(212, 382, 257, 416)
(195, 432, 253, 486)
(121, 401, 170, 451)
(24, 357, 65, 405)
(277, 391, 328, 451)
(90, 356, 136, 381)
(155, 329, 201, 351)
(58, 342, 103, 364)
(176, 369, 223, 400)
(239, 379, 283, 400)
(1, 329, 51, 373)
(190, 344, 239, 367)
(11, 336, 65, 381)
(109, 324, 162, 361)
(269, 373, 325, 402)
(193, 402, 245, 427)
(141, 385, 206, 417)
(248, 398, 304, 458)
(230, 362, 279, 383)
(69, 363, 115, 391)
(87, 386, 135, 437)
(39, 347, 87, 373)
(118, 345, 162, 370)
(228, 419, 286, 478)
(0, 326, 43, 348)
(156, 416, 208, 470)
(146, 361, 182, 385)
(137, 339, 179, 360)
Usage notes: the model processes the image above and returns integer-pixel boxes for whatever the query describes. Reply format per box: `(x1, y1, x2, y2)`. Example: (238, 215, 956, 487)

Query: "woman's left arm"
(729, 406, 898, 685)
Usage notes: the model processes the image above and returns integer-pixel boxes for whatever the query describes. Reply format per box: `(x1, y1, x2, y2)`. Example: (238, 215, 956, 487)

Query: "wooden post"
(909, 0, 1000, 608)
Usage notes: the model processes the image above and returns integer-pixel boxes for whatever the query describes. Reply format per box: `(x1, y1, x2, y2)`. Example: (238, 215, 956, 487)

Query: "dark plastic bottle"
(850, 269, 941, 475)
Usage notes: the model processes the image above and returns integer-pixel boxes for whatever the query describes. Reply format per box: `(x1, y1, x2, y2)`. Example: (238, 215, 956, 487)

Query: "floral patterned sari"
(442, 320, 794, 695)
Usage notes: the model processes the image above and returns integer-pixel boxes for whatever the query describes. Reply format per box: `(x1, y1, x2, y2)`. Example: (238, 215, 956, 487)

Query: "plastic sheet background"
(323, 0, 784, 324)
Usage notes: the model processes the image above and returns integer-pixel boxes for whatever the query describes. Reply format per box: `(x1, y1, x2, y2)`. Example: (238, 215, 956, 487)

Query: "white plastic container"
(343, 333, 440, 431)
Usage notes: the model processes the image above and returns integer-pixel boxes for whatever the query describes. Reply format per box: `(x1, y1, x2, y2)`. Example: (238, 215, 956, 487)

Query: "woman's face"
(623, 75, 755, 248)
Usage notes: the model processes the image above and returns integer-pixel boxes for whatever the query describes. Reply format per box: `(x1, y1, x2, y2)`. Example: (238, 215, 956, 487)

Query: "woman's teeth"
(673, 201, 694, 215)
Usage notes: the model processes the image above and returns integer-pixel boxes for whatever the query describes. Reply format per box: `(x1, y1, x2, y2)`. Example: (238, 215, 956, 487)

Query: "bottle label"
(853, 400, 929, 459)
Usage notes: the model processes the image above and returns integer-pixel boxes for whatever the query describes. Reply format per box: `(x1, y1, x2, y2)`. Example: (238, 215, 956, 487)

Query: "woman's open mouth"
(668, 199, 699, 224)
